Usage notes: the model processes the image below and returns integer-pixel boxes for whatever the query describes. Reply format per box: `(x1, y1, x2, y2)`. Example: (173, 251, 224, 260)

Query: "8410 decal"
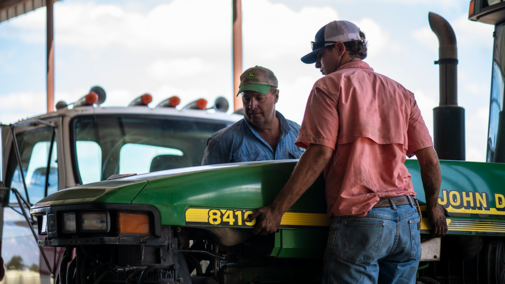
(185, 208, 256, 227)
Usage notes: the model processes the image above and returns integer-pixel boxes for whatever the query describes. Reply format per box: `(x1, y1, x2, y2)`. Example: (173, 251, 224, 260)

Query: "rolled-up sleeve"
(295, 84, 339, 150)
(201, 137, 231, 165)
(406, 98, 433, 157)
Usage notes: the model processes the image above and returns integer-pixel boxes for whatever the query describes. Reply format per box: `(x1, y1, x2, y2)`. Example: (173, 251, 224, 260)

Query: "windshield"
(487, 21, 505, 162)
(7, 127, 58, 204)
(72, 115, 230, 184)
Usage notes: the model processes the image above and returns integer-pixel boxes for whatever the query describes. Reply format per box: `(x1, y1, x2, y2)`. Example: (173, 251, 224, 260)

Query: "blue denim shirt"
(202, 111, 304, 165)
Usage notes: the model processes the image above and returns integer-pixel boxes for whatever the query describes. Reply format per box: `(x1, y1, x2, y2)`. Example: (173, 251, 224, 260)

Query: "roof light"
(72, 86, 106, 108)
(129, 93, 153, 106)
(86, 92, 99, 104)
(182, 98, 208, 110)
(213, 96, 229, 112)
(197, 99, 208, 110)
(55, 101, 68, 110)
(156, 96, 181, 108)
(142, 93, 152, 104)
(74, 91, 99, 108)
(469, 0, 475, 17)
(170, 96, 181, 107)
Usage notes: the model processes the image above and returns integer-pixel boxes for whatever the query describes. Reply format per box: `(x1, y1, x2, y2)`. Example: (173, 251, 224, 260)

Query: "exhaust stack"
(429, 12, 465, 160)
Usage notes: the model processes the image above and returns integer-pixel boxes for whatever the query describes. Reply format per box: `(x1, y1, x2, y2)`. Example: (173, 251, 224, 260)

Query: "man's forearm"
(420, 163, 442, 208)
(270, 144, 333, 214)
(416, 147, 442, 208)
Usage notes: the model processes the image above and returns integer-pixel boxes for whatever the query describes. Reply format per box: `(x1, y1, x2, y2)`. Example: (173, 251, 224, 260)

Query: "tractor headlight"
(81, 212, 110, 232)
(62, 212, 76, 233)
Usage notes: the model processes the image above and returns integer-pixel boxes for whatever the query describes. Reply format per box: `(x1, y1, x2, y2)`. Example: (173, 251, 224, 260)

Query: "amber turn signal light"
(141, 93, 153, 105)
(86, 92, 99, 105)
(117, 212, 150, 234)
(196, 98, 207, 110)
(169, 96, 181, 107)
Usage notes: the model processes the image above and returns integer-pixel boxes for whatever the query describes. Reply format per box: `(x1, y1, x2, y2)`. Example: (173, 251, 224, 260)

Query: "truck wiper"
(9, 124, 31, 205)
(44, 128, 56, 197)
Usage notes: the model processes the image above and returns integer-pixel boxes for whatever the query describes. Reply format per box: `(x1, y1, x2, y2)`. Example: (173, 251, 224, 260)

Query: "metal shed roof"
(0, 0, 59, 24)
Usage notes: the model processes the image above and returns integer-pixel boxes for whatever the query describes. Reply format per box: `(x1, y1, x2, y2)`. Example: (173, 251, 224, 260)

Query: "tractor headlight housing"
(81, 211, 110, 232)
(62, 212, 76, 233)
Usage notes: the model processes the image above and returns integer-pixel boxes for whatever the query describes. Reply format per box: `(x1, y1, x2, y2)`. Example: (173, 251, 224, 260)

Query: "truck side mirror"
(0, 126, 9, 206)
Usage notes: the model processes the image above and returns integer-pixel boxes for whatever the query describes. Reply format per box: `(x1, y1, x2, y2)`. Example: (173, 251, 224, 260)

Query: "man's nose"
(249, 99, 258, 109)
(315, 59, 321, 69)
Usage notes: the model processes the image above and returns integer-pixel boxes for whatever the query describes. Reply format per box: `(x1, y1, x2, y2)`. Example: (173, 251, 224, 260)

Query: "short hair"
(269, 86, 278, 94)
(328, 31, 368, 60)
(343, 31, 367, 59)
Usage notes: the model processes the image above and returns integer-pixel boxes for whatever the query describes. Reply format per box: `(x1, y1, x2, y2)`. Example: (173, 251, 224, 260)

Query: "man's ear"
(335, 42, 346, 57)
(273, 90, 279, 104)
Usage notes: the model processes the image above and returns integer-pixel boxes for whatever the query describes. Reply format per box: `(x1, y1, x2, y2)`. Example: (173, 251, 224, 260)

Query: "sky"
(0, 0, 495, 162)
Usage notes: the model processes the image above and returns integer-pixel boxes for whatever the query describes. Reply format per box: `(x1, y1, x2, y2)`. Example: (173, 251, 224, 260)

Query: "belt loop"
(407, 195, 414, 207)
(388, 198, 397, 210)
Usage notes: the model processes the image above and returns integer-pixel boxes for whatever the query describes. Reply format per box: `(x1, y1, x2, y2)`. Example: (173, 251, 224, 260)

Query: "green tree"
(6, 255, 24, 270)
(29, 264, 39, 272)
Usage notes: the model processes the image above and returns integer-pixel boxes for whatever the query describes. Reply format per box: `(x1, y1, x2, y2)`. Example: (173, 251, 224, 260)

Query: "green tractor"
(4, 4, 505, 284)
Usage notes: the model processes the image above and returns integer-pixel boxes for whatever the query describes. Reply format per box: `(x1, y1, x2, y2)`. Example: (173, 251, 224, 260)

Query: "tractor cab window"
(7, 128, 58, 204)
(487, 22, 505, 162)
(72, 115, 228, 184)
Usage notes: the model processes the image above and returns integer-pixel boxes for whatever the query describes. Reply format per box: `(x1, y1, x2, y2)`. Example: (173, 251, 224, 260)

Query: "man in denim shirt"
(202, 66, 304, 165)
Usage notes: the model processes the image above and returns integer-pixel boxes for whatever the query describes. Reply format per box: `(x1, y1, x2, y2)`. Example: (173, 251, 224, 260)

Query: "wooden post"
(46, 0, 55, 112)
(232, 0, 243, 111)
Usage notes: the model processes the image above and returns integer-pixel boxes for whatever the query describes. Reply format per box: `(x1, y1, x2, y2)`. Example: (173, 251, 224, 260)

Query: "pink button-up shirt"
(296, 61, 433, 217)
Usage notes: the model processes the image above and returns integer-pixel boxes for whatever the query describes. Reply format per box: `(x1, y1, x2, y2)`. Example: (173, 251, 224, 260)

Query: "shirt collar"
(243, 110, 290, 142)
(336, 60, 374, 72)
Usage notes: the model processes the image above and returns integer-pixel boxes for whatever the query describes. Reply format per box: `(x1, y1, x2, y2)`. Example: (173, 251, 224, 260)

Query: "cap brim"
(236, 84, 271, 96)
(301, 45, 328, 64)
(301, 51, 317, 64)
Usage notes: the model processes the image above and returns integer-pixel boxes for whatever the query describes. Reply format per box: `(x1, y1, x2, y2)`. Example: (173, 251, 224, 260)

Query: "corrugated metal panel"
(0, 0, 60, 24)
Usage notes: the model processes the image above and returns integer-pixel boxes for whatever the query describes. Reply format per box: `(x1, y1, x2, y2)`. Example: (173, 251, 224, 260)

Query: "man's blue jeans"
(324, 203, 421, 284)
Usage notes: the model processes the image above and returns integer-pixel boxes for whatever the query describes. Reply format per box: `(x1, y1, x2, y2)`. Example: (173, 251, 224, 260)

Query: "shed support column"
(232, 0, 243, 111)
(46, 0, 54, 113)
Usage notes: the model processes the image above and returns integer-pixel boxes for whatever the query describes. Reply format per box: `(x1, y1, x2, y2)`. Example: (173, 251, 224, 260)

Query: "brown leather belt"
(373, 195, 413, 208)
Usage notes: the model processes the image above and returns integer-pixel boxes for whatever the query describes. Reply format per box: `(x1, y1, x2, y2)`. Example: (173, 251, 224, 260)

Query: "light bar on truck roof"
(129, 93, 153, 106)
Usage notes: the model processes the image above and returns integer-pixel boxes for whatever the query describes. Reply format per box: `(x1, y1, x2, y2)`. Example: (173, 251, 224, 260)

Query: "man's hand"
(246, 205, 284, 235)
(426, 204, 449, 237)
(415, 147, 446, 237)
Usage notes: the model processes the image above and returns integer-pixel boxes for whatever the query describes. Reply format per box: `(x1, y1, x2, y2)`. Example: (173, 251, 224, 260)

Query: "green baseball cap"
(237, 66, 278, 96)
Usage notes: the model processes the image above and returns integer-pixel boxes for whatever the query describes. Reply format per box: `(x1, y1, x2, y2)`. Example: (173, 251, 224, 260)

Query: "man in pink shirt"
(247, 20, 448, 283)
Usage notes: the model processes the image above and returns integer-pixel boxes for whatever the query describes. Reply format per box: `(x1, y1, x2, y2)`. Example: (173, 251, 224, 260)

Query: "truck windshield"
(72, 115, 229, 184)
(488, 21, 505, 162)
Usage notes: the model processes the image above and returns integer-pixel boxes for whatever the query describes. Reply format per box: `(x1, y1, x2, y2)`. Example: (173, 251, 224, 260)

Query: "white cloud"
(2, 0, 230, 53)
(354, 18, 389, 58)
(412, 89, 437, 136)
(242, 0, 339, 60)
(146, 58, 208, 81)
(0, 92, 46, 124)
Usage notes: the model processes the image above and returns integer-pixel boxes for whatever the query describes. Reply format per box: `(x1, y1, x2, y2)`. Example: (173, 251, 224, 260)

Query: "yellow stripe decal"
(185, 208, 330, 227)
(186, 208, 505, 233)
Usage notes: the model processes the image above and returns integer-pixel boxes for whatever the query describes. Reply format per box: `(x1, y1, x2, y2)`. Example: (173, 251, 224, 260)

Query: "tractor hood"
(31, 159, 505, 231)
(31, 179, 149, 208)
